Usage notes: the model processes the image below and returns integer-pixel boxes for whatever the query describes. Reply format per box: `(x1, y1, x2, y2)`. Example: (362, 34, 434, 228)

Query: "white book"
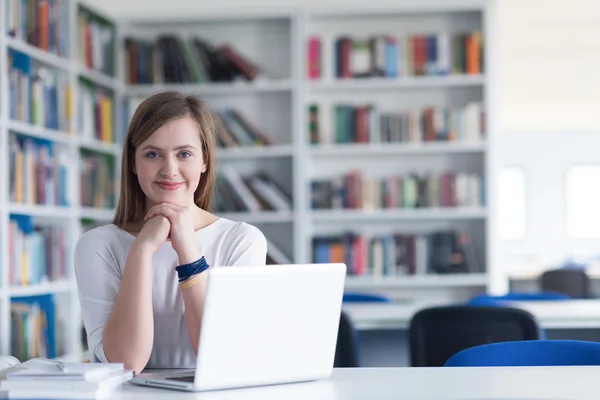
(1, 369, 134, 392)
(6, 359, 125, 381)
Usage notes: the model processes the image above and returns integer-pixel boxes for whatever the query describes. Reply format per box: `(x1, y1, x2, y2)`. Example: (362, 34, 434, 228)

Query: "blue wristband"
(176, 256, 210, 282)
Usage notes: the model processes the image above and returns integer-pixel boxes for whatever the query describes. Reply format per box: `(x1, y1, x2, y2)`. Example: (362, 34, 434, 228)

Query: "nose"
(160, 155, 179, 178)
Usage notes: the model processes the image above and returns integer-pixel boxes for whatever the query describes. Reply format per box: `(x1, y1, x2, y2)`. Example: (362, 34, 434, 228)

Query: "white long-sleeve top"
(74, 218, 267, 368)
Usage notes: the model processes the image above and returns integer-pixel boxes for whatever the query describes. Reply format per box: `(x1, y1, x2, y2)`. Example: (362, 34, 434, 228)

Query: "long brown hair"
(112, 91, 218, 228)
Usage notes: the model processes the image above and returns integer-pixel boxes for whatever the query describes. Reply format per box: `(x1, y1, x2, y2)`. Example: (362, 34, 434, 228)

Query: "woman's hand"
(134, 214, 171, 254)
(145, 202, 200, 264)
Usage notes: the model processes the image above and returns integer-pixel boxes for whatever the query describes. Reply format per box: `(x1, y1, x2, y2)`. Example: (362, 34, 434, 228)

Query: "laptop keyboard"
(165, 375, 195, 383)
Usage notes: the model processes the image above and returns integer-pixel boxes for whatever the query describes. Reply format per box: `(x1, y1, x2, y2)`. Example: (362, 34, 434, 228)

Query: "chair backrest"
(334, 311, 359, 367)
(445, 340, 600, 367)
(468, 291, 570, 306)
(343, 293, 392, 303)
(409, 305, 540, 367)
(540, 268, 592, 299)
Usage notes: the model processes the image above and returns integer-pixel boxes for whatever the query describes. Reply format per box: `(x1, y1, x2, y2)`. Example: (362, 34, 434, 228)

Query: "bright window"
(566, 165, 600, 238)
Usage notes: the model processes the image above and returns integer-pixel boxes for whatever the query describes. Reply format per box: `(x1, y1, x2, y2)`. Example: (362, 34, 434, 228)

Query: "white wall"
(96, 0, 600, 283)
(495, 0, 600, 278)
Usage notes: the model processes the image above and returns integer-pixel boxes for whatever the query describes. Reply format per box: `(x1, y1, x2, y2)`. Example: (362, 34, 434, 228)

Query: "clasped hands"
(136, 202, 201, 264)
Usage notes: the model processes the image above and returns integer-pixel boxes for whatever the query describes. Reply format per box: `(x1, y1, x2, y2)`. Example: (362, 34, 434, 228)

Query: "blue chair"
(467, 292, 570, 339)
(343, 293, 393, 303)
(468, 291, 570, 306)
(445, 340, 600, 367)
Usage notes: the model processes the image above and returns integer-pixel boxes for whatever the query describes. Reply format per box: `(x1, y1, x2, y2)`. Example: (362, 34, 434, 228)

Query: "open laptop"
(130, 263, 347, 392)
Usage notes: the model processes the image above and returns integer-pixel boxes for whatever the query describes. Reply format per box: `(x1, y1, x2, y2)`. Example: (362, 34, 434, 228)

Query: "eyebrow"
(140, 145, 198, 151)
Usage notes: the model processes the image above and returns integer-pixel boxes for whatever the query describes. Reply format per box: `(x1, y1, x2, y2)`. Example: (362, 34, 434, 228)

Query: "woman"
(74, 91, 267, 374)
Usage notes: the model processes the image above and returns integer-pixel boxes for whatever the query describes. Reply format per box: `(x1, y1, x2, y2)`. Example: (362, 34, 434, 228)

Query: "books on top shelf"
(8, 215, 67, 287)
(0, 358, 132, 400)
(6, 0, 70, 57)
(313, 229, 482, 277)
(9, 134, 69, 207)
(78, 5, 116, 77)
(308, 31, 483, 79)
(215, 167, 292, 213)
(8, 49, 73, 133)
(311, 170, 484, 211)
(309, 102, 485, 145)
(124, 35, 263, 84)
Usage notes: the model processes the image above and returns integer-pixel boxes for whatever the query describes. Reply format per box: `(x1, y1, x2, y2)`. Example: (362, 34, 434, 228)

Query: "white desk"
(343, 299, 600, 330)
(111, 366, 600, 399)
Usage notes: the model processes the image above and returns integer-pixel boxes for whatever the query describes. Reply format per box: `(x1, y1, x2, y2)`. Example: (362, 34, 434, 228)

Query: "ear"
(201, 163, 207, 173)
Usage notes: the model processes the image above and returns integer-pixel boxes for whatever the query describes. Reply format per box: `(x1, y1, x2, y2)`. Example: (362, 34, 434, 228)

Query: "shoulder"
(210, 219, 267, 265)
(74, 224, 130, 263)
(215, 218, 267, 246)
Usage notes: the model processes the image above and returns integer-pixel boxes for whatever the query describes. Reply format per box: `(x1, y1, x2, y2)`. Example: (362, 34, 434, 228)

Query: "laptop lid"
(192, 263, 347, 391)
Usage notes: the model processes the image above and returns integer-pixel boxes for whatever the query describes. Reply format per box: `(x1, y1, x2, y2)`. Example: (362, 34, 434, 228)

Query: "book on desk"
(0, 357, 133, 399)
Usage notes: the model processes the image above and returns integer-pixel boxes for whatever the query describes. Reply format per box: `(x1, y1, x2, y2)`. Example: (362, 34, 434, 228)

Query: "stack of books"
(0, 358, 133, 399)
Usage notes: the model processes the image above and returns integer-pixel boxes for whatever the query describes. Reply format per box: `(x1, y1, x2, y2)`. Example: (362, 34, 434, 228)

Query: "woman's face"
(134, 115, 206, 210)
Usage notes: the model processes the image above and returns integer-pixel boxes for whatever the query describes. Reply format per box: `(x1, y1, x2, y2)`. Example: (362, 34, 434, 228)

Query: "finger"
(148, 206, 179, 224)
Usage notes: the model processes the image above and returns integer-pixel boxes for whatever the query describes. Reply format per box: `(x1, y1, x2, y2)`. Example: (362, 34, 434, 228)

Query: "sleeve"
(225, 223, 268, 266)
(74, 232, 122, 363)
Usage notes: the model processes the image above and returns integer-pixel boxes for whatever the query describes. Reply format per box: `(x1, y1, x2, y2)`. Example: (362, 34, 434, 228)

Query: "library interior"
(1, 0, 600, 398)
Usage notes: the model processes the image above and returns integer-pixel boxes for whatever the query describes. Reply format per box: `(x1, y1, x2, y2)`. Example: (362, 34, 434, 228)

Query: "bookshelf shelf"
(4, 37, 71, 72)
(309, 74, 485, 92)
(344, 273, 488, 289)
(78, 66, 121, 90)
(126, 80, 295, 97)
(78, 208, 116, 222)
(310, 142, 486, 157)
(310, 207, 487, 223)
(7, 120, 72, 145)
(8, 204, 73, 219)
(217, 211, 294, 224)
(77, 138, 121, 155)
(218, 145, 294, 160)
(8, 280, 75, 297)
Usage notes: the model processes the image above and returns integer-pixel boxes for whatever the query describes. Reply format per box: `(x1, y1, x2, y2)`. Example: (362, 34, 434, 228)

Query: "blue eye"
(179, 151, 192, 159)
(145, 151, 160, 159)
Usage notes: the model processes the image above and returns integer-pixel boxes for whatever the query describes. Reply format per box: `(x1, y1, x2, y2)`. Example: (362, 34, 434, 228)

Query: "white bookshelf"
(0, 0, 123, 358)
(302, 3, 491, 300)
(0, 0, 497, 359)
(118, 2, 492, 302)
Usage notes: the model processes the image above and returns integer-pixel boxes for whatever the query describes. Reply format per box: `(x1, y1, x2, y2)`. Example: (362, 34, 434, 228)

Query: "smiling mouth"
(156, 182, 183, 191)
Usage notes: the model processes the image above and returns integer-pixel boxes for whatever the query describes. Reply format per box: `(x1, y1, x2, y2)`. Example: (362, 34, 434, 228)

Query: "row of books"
(10, 294, 61, 360)
(9, 135, 69, 206)
(8, 50, 73, 133)
(216, 109, 273, 148)
(80, 152, 115, 209)
(308, 31, 483, 79)
(78, 5, 116, 76)
(124, 35, 261, 84)
(313, 230, 482, 276)
(214, 167, 292, 213)
(8, 216, 66, 286)
(309, 102, 485, 145)
(78, 80, 116, 144)
(311, 171, 484, 210)
(6, 0, 70, 57)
